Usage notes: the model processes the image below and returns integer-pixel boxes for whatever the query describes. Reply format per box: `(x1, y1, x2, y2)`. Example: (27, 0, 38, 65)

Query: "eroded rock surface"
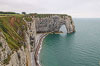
(0, 32, 32, 66)
(35, 15, 75, 33)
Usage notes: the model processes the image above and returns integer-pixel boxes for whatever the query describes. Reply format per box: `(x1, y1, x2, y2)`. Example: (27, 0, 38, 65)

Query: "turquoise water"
(40, 18, 100, 66)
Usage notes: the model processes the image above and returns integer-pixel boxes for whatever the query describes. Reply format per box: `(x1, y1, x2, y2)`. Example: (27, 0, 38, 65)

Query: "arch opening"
(59, 25, 67, 33)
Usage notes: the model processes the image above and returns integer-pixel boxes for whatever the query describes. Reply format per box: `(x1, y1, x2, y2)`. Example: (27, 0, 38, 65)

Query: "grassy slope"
(0, 14, 26, 51)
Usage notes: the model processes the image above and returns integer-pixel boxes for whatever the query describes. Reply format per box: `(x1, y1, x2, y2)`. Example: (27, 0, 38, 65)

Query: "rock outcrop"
(0, 32, 32, 66)
(35, 15, 75, 33)
(0, 32, 12, 66)
(0, 16, 34, 66)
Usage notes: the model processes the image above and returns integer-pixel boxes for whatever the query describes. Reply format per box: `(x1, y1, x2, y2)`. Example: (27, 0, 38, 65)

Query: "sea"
(40, 18, 100, 66)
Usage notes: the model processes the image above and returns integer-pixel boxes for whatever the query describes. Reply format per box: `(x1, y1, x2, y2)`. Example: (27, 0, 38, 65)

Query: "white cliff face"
(35, 15, 75, 33)
(65, 16, 75, 33)
(23, 17, 36, 52)
(0, 32, 12, 66)
(0, 32, 32, 66)
(5, 16, 37, 66)
(6, 47, 26, 66)
(23, 17, 37, 66)
(0, 17, 36, 66)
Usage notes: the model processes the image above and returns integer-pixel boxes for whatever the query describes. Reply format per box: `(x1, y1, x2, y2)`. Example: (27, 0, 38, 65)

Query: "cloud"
(0, 0, 100, 18)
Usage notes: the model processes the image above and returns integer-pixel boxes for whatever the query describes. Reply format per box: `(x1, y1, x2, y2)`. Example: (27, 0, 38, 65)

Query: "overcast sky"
(0, 0, 100, 18)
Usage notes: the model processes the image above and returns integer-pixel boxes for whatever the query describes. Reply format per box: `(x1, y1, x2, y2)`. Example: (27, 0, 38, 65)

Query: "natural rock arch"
(35, 15, 75, 33)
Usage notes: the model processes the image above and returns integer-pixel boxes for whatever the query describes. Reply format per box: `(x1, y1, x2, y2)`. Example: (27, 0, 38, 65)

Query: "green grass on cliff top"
(0, 14, 24, 17)
(27, 13, 69, 18)
(0, 14, 26, 50)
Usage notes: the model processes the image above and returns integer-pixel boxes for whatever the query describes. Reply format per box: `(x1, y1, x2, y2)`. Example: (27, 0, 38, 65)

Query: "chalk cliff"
(0, 32, 32, 66)
(35, 15, 75, 33)
(0, 14, 75, 66)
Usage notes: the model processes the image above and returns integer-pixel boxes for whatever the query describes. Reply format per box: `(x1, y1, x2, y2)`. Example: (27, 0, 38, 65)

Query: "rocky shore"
(34, 34, 48, 66)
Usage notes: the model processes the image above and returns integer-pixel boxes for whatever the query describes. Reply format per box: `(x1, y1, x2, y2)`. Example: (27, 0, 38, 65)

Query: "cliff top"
(25, 13, 71, 18)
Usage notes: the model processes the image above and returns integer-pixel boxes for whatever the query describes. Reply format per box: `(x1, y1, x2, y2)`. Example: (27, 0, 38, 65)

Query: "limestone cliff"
(0, 32, 32, 66)
(35, 15, 75, 33)
(0, 16, 33, 66)
(0, 14, 75, 66)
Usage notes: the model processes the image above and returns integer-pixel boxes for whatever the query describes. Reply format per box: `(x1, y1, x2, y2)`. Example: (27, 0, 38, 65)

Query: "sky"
(0, 0, 100, 18)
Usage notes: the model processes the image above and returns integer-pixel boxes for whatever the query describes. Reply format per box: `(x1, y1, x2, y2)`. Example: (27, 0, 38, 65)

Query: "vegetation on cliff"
(0, 15, 26, 51)
(27, 13, 68, 18)
(24, 16, 32, 22)
(0, 11, 19, 14)
(0, 42, 2, 47)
